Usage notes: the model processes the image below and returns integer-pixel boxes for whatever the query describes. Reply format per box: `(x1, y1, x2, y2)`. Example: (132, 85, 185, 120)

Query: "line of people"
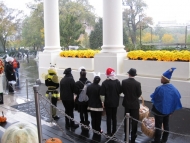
(45, 66, 182, 143)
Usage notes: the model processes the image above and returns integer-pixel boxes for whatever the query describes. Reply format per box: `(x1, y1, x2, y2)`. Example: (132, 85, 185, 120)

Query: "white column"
(43, 0, 61, 52)
(38, 0, 61, 83)
(95, 0, 126, 74)
(101, 0, 125, 53)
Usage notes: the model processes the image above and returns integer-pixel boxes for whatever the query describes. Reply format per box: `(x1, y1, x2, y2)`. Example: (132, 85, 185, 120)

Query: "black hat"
(63, 68, 71, 74)
(93, 76, 101, 84)
(127, 68, 137, 76)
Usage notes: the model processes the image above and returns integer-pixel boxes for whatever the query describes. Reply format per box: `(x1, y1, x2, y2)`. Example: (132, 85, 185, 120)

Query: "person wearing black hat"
(60, 68, 79, 129)
(150, 68, 182, 143)
(121, 68, 142, 142)
(74, 66, 91, 130)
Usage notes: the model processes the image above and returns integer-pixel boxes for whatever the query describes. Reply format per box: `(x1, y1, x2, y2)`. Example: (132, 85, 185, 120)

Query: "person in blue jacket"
(150, 68, 182, 143)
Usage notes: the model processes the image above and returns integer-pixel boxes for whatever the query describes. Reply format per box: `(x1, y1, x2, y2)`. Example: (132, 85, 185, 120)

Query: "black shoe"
(65, 125, 70, 129)
(150, 141, 163, 143)
(124, 138, 132, 143)
(161, 140, 167, 143)
(105, 133, 112, 138)
(71, 124, 79, 129)
(9, 91, 16, 94)
(52, 115, 60, 120)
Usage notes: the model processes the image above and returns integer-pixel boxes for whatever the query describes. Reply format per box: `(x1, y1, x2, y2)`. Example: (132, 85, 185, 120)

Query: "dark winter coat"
(86, 83, 103, 110)
(60, 74, 75, 101)
(5, 62, 16, 81)
(100, 79, 122, 108)
(122, 78, 142, 109)
(74, 77, 91, 105)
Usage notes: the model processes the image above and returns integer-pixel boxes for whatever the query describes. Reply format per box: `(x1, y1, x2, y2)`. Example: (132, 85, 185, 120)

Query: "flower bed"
(59, 50, 99, 58)
(127, 50, 190, 62)
(125, 50, 190, 80)
(58, 50, 99, 71)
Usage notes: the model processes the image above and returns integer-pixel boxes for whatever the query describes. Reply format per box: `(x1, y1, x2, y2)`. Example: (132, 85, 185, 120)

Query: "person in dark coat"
(60, 68, 79, 129)
(45, 66, 60, 120)
(100, 67, 122, 137)
(150, 68, 182, 143)
(121, 68, 142, 143)
(86, 73, 103, 133)
(75, 66, 91, 129)
(5, 57, 16, 93)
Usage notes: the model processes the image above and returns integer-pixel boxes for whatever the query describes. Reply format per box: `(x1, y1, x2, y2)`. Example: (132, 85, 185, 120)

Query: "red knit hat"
(106, 68, 115, 76)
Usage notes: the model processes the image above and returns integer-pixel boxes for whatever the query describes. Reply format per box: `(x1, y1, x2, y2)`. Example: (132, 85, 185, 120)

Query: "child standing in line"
(75, 67, 91, 130)
(87, 73, 103, 134)
(45, 66, 60, 120)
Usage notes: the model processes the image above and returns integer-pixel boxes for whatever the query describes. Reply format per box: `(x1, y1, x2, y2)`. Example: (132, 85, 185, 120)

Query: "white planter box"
(56, 57, 94, 71)
(124, 60, 190, 80)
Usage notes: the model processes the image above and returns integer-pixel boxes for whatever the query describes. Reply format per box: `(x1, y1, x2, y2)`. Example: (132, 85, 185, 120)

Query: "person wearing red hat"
(150, 68, 182, 143)
(100, 67, 122, 137)
(122, 68, 142, 143)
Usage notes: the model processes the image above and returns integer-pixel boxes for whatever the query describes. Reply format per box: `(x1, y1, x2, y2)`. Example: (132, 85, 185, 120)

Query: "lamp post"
(150, 27, 153, 43)
(185, 26, 187, 48)
(140, 25, 142, 49)
(139, 15, 143, 49)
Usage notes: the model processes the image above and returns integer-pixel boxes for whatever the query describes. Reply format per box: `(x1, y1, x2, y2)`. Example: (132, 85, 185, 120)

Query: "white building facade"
(39, 0, 190, 108)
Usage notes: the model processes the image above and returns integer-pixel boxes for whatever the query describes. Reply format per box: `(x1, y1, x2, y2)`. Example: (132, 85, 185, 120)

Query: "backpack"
(78, 80, 91, 102)
(12, 60, 20, 69)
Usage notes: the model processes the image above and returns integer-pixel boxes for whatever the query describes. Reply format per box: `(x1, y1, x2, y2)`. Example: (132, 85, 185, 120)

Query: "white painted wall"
(124, 60, 190, 80)
(39, 58, 190, 109)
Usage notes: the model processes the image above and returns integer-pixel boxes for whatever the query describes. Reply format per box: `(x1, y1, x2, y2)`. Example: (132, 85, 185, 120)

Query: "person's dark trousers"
(154, 114, 170, 143)
(62, 100, 75, 126)
(124, 108, 139, 143)
(90, 111, 102, 132)
(51, 97, 58, 117)
(80, 104, 88, 124)
(105, 107, 117, 135)
(8, 83, 14, 92)
(15, 68, 19, 86)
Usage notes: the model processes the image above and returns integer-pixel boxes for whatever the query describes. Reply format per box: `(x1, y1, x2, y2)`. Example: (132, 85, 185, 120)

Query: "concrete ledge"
(124, 60, 190, 80)
(56, 57, 94, 71)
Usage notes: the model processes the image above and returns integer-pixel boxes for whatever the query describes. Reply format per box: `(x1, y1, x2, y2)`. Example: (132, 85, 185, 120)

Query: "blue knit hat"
(162, 68, 176, 80)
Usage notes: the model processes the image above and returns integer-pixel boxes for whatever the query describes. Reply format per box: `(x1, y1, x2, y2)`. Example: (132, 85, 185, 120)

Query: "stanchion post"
(48, 92, 53, 122)
(33, 85, 43, 143)
(126, 113, 130, 143)
(26, 79, 28, 100)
